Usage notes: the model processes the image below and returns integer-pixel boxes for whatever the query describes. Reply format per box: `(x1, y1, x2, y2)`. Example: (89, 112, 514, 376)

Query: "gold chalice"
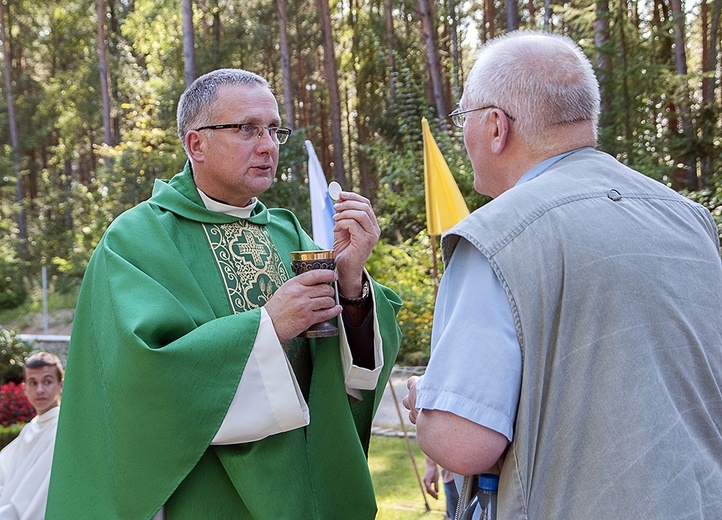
(290, 250, 339, 338)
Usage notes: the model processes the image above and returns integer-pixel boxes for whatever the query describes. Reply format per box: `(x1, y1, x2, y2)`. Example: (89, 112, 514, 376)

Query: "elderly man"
(404, 31, 722, 519)
(47, 69, 401, 519)
(0, 352, 64, 519)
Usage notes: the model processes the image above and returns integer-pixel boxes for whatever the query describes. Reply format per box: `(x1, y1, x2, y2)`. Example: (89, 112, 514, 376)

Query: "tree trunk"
(670, 0, 697, 189)
(507, 0, 519, 31)
(297, 47, 312, 136)
(544, 0, 552, 29)
(277, 0, 297, 180)
(317, 84, 331, 176)
(64, 158, 73, 231)
(594, 0, 613, 151)
(316, 0, 346, 186)
(617, 0, 633, 161)
(654, 0, 684, 190)
(384, 0, 397, 100)
(700, 0, 721, 184)
(277, 0, 295, 130)
(419, 0, 448, 120)
(213, 4, 221, 48)
(96, 0, 115, 145)
(350, 0, 374, 198)
(0, 0, 27, 260)
(486, 0, 495, 40)
(107, 0, 122, 141)
(182, 0, 197, 87)
(448, 0, 462, 100)
(439, 7, 453, 107)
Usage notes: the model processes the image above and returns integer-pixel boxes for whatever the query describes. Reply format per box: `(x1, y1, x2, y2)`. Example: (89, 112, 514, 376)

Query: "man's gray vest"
(442, 148, 722, 519)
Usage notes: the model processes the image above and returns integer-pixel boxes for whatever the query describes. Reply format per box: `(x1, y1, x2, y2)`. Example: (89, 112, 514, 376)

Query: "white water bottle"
(459, 474, 498, 520)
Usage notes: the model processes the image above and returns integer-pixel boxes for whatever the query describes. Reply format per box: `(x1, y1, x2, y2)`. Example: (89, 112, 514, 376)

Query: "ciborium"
(290, 250, 338, 338)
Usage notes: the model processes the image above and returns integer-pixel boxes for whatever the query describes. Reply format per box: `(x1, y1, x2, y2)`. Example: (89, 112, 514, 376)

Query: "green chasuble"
(46, 163, 402, 520)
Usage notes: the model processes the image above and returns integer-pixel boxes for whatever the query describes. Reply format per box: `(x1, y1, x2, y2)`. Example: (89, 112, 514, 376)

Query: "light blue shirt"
(416, 152, 574, 441)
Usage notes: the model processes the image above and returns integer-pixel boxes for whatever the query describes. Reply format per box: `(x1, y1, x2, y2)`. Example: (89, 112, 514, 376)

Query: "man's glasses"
(195, 123, 292, 144)
(449, 105, 516, 128)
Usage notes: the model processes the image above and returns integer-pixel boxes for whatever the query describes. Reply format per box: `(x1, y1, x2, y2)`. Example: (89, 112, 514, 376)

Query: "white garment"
(0, 407, 59, 520)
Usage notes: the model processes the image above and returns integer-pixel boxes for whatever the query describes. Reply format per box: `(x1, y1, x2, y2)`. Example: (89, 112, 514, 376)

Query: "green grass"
(369, 435, 448, 520)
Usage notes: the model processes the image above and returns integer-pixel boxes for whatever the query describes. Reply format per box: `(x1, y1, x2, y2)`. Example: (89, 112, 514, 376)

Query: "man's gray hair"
(462, 31, 600, 144)
(176, 69, 270, 153)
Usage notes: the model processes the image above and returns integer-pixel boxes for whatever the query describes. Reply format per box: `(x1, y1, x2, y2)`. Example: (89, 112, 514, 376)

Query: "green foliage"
(263, 128, 314, 231)
(0, 422, 26, 450)
(0, 328, 35, 385)
(0, 253, 27, 310)
(368, 233, 437, 365)
(369, 67, 485, 244)
(684, 188, 722, 241)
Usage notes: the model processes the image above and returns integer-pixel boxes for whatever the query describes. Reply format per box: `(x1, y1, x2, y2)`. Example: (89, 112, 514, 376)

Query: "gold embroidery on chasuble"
(203, 220, 312, 397)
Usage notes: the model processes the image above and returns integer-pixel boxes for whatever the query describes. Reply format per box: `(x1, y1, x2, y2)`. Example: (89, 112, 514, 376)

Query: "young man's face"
(24, 366, 62, 415)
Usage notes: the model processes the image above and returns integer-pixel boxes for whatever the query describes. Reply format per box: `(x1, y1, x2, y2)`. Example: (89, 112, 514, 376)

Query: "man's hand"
(332, 191, 380, 298)
(264, 269, 341, 344)
(402, 376, 420, 424)
(404, 375, 508, 475)
(423, 456, 440, 500)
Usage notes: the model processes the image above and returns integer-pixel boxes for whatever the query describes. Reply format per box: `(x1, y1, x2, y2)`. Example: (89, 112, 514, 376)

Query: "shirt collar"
(196, 188, 258, 219)
(514, 148, 587, 187)
(37, 405, 60, 424)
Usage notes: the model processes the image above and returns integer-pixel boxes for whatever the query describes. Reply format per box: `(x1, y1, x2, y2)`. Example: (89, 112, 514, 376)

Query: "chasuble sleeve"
(212, 308, 310, 444)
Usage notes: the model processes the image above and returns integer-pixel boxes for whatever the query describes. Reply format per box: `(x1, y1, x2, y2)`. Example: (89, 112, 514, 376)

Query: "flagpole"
(388, 377, 431, 512)
(430, 235, 440, 300)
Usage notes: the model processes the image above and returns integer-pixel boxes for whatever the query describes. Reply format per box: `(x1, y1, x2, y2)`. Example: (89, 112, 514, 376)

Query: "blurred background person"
(423, 456, 458, 519)
(0, 352, 63, 520)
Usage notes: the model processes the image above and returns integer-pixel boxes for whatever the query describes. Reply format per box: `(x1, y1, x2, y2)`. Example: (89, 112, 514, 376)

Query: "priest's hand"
(332, 191, 380, 299)
(265, 269, 342, 344)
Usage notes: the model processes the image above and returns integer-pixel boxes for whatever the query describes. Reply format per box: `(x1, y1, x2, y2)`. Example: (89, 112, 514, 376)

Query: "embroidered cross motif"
(203, 220, 290, 313)
(232, 229, 270, 268)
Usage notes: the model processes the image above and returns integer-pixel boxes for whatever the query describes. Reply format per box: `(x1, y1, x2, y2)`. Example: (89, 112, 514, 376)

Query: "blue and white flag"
(305, 140, 335, 250)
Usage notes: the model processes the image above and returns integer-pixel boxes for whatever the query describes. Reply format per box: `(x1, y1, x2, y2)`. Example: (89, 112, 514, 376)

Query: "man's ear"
(185, 131, 205, 163)
(489, 110, 511, 155)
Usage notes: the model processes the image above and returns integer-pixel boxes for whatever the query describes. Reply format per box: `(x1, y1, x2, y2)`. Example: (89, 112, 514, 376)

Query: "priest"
(46, 69, 402, 519)
(0, 352, 64, 519)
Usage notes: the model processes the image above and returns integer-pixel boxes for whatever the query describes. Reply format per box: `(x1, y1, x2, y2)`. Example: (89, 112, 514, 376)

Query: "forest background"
(1, 0, 721, 364)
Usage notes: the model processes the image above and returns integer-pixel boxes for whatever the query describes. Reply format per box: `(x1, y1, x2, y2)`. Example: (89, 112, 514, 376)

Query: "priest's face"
(24, 365, 63, 415)
(190, 84, 282, 207)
